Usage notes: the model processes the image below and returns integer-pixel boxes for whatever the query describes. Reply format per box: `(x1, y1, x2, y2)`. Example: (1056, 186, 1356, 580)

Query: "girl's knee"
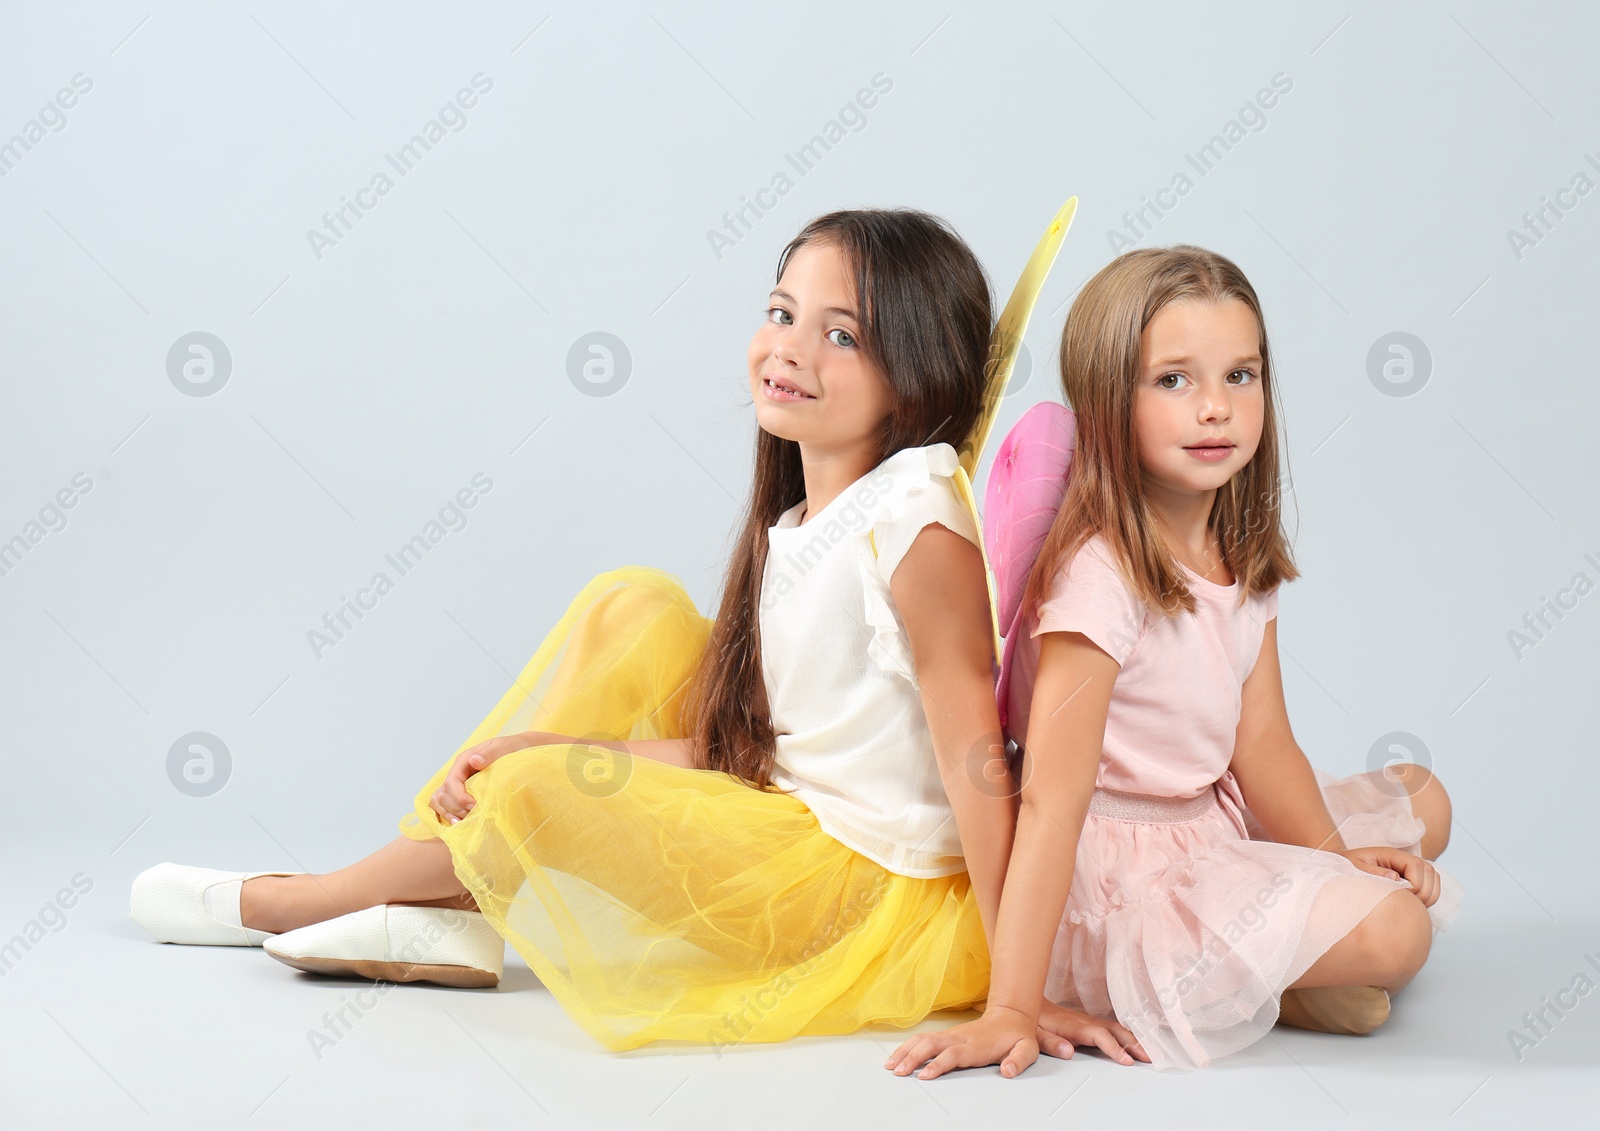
(1394, 764, 1451, 858)
(1354, 889, 1432, 986)
(501, 739, 639, 803)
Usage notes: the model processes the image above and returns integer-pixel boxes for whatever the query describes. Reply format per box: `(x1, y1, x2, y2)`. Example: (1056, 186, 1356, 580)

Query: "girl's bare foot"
(239, 874, 345, 934)
(240, 835, 482, 933)
(1278, 985, 1391, 1034)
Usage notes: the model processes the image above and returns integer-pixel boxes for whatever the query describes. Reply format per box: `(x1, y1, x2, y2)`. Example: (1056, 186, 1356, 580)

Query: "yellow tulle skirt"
(398, 566, 988, 1051)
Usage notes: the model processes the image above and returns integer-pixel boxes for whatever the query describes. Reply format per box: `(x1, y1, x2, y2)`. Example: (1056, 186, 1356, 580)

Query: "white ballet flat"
(130, 862, 305, 946)
(264, 905, 504, 989)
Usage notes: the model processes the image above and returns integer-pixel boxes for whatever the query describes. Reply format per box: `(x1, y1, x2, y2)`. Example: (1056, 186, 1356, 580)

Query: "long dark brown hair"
(683, 209, 992, 789)
(1020, 245, 1300, 627)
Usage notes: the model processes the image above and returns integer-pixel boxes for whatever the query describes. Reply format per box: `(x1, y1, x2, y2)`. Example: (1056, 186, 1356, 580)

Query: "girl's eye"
(827, 328, 856, 348)
(767, 307, 793, 325)
(1157, 372, 1189, 390)
(1228, 368, 1257, 385)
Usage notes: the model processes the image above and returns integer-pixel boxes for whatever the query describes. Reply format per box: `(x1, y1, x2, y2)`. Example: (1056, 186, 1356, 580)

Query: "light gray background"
(1, 1, 1595, 1127)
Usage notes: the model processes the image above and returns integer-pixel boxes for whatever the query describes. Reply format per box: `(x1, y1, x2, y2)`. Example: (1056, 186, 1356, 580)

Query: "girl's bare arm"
(891, 523, 1015, 957)
(882, 628, 1123, 1080)
(1230, 618, 1442, 901)
(486, 731, 702, 771)
(982, 629, 1118, 1026)
(617, 738, 698, 768)
(1228, 618, 1343, 852)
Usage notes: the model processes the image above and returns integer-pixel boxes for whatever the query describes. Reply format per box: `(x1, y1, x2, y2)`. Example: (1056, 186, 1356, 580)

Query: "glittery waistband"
(1086, 784, 1218, 823)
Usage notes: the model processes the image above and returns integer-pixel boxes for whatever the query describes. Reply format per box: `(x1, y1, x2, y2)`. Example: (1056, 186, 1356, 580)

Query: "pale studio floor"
(2, 845, 1595, 1131)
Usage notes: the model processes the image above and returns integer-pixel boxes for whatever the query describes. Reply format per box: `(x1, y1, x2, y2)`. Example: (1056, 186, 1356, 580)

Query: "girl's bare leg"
(1287, 885, 1432, 993)
(1382, 763, 1451, 860)
(1280, 765, 1449, 998)
(238, 835, 478, 935)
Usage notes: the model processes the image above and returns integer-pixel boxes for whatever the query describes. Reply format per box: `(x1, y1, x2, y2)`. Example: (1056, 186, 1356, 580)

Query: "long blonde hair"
(1021, 245, 1299, 624)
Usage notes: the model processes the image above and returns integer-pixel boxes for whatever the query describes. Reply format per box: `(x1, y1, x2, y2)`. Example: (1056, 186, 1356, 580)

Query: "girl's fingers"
(1104, 1021, 1149, 1062)
(884, 1038, 919, 1069)
(455, 755, 484, 802)
(888, 1038, 931, 1074)
(1422, 865, 1440, 907)
(1398, 857, 1440, 905)
(911, 1037, 961, 1076)
(1036, 1017, 1146, 1066)
(1090, 1027, 1133, 1064)
(916, 1045, 967, 1080)
(891, 1053, 922, 1075)
(433, 782, 473, 823)
(1035, 1027, 1075, 1059)
(1000, 1045, 1033, 1078)
(429, 750, 491, 825)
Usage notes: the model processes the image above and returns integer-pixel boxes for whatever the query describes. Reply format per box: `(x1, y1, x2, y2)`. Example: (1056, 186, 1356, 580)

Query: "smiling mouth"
(764, 377, 816, 399)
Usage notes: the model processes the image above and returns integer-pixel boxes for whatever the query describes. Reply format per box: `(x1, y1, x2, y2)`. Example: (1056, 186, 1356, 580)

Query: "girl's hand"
(1338, 846, 1440, 908)
(883, 1006, 1038, 1080)
(430, 737, 516, 824)
(1035, 999, 1150, 1066)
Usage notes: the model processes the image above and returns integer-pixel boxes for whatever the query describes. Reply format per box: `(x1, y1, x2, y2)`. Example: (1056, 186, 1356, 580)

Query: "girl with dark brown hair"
(130, 209, 1143, 1062)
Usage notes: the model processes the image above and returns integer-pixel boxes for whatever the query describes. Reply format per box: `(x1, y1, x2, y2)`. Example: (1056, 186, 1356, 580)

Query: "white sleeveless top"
(758, 442, 981, 878)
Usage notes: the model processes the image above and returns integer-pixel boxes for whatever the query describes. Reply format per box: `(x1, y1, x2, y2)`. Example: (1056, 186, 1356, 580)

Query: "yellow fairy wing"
(955, 197, 1080, 664)
(949, 463, 1007, 664)
(956, 197, 1079, 481)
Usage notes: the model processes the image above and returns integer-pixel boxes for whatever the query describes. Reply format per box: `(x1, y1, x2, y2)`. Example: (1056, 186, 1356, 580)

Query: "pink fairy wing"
(983, 401, 1077, 632)
(982, 401, 1076, 727)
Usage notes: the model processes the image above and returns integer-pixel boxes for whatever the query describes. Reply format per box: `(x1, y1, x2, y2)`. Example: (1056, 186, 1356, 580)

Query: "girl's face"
(748, 240, 894, 451)
(1132, 297, 1265, 504)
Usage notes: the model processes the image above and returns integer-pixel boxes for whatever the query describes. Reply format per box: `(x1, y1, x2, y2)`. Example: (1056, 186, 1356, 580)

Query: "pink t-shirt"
(1005, 533, 1280, 799)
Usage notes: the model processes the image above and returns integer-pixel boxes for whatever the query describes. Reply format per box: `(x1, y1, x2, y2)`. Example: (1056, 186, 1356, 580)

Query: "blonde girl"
(886, 244, 1461, 1077)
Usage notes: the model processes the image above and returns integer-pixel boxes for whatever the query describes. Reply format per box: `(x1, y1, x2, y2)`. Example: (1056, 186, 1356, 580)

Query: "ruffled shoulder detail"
(854, 443, 974, 685)
(866, 442, 961, 533)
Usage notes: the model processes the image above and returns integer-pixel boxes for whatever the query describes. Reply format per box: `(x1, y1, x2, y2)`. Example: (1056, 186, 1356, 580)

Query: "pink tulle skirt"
(1045, 767, 1463, 1071)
